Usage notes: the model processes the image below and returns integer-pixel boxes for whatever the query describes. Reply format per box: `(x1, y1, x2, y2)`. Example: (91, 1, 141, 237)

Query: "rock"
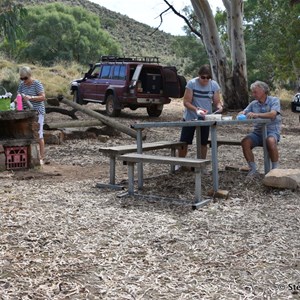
(207, 189, 230, 199)
(44, 130, 65, 145)
(97, 135, 110, 143)
(263, 169, 300, 189)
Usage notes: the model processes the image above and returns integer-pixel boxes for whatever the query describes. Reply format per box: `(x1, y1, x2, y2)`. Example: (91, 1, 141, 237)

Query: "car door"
(94, 65, 114, 102)
(129, 64, 143, 89)
(80, 65, 102, 101)
(105, 65, 127, 101)
(162, 67, 186, 98)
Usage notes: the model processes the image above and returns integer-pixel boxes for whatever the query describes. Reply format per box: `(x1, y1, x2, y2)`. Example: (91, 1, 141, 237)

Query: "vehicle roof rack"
(100, 55, 160, 64)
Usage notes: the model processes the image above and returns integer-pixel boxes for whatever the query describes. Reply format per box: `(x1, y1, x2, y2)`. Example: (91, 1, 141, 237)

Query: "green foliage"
(12, 3, 121, 65)
(171, 35, 208, 77)
(1, 0, 298, 93)
(1, 0, 181, 73)
(0, 0, 27, 46)
(244, 0, 300, 89)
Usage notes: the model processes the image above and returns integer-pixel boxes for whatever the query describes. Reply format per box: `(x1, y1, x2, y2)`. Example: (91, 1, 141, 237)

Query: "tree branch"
(150, 0, 203, 40)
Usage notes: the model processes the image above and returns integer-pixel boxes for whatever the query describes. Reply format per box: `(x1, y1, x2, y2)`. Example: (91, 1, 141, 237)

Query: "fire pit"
(0, 110, 40, 171)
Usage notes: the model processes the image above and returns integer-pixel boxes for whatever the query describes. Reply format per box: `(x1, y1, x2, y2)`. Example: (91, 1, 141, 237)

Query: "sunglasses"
(20, 77, 28, 80)
(200, 75, 211, 80)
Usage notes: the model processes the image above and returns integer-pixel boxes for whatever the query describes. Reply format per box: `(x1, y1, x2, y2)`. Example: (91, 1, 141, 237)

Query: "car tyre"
(73, 89, 85, 105)
(106, 94, 121, 117)
(147, 105, 163, 117)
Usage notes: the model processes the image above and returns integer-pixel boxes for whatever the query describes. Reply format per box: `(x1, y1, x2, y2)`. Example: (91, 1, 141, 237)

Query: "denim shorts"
(180, 125, 210, 145)
(247, 131, 280, 147)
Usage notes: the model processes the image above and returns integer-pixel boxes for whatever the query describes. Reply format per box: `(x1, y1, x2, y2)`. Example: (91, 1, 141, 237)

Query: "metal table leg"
(136, 130, 144, 190)
(128, 162, 135, 195)
(210, 125, 219, 192)
(109, 156, 116, 185)
(196, 126, 201, 158)
(262, 124, 271, 174)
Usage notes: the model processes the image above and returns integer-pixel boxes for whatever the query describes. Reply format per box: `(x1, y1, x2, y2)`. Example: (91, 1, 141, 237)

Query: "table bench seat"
(118, 153, 211, 208)
(97, 141, 186, 189)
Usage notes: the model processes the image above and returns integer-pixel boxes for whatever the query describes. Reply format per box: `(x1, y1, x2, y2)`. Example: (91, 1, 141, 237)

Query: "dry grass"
(0, 59, 84, 98)
(274, 89, 295, 109)
(32, 62, 85, 97)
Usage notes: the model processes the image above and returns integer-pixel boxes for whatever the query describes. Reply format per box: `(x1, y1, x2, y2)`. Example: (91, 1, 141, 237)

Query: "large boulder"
(263, 169, 300, 189)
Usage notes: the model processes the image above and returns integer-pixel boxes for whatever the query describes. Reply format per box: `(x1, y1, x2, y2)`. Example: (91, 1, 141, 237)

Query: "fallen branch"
(44, 120, 103, 130)
(56, 96, 145, 139)
(45, 106, 78, 120)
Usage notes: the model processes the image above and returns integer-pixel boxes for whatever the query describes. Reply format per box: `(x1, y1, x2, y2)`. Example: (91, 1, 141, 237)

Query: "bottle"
(237, 114, 247, 120)
(16, 94, 23, 111)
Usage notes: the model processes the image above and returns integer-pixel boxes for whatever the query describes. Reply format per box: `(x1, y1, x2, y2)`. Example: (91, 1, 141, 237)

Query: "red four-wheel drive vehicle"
(70, 56, 186, 117)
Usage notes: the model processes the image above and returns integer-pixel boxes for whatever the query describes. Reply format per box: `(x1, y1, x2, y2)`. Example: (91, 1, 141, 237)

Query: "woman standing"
(17, 66, 46, 164)
(178, 64, 223, 163)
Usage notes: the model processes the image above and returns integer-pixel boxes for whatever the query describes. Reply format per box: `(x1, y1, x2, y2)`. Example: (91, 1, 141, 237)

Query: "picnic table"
(130, 118, 271, 193)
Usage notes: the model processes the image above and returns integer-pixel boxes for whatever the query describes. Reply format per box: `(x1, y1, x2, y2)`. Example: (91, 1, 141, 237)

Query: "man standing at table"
(238, 80, 282, 177)
(177, 64, 223, 172)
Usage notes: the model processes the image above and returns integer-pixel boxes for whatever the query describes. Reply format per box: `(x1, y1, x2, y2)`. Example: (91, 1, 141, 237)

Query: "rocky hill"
(17, 0, 181, 66)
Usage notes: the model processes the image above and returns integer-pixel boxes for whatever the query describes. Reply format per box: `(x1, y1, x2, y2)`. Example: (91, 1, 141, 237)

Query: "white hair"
(250, 81, 270, 94)
(19, 66, 32, 78)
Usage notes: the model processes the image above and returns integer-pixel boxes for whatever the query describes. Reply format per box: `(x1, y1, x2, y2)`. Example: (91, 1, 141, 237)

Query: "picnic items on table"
(237, 114, 247, 120)
(196, 107, 208, 120)
(205, 114, 222, 121)
(0, 86, 13, 111)
(16, 93, 23, 111)
(196, 107, 208, 116)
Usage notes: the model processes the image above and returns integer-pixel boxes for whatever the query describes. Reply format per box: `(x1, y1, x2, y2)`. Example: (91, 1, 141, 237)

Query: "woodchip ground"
(1, 100, 299, 299)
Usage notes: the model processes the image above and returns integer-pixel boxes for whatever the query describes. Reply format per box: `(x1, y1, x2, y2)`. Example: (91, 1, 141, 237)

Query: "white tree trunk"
(190, 0, 249, 109)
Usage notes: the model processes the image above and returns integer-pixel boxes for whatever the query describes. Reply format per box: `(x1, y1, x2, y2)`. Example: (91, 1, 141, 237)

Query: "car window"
(112, 66, 120, 79)
(100, 65, 112, 79)
(112, 65, 126, 80)
(91, 66, 101, 78)
(119, 66, 126, 80)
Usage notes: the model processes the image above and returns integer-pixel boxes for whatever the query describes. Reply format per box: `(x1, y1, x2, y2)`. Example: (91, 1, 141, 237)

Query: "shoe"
(247, 169, 258, 176)
(246, 169, 260, 179)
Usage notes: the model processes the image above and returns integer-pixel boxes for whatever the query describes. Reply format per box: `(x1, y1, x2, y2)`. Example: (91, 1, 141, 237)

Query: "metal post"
(136, 129, 144, 189)
(128, 163, 135, 195)
(210, 124, 219, 192)
(194, 168, 201, 203)
(262, 123, 271, 173)
(196, 126, 201, 158)
(109, 156, 116, 184)
(170, 147, 175, 173)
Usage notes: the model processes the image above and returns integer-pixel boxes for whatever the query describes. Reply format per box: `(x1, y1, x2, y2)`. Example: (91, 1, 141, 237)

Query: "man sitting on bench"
(238, 81, 282, 178)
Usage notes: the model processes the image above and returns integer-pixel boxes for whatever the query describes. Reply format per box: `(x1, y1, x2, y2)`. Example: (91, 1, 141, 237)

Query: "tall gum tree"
(164, 0, 249, 109)
(0, 0, 26, 46)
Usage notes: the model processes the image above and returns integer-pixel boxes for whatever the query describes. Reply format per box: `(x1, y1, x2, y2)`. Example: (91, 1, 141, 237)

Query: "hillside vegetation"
(16, 0, 181, 67)
(2, 0, 296, 104)
(1, 0, 190, 98)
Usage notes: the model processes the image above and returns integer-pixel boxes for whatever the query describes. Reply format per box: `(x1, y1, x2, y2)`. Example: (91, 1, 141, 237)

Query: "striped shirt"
(183, 77, 220, 121)
(17, 80, 45, 115)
